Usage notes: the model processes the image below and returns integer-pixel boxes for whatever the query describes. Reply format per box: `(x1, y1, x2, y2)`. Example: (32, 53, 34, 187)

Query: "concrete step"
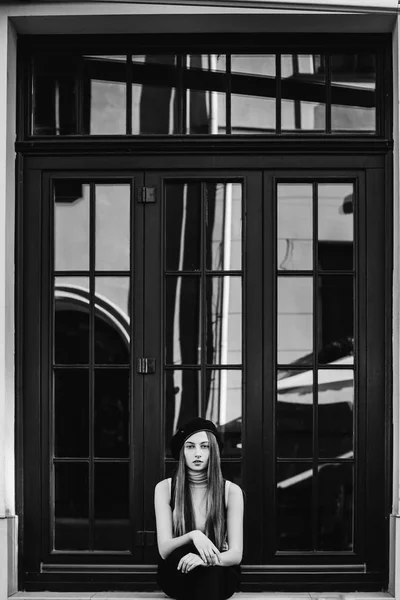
(9, 593, 395, 600)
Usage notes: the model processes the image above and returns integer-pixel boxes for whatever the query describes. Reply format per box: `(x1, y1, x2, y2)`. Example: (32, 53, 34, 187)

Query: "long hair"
(172, 431, 226, 550)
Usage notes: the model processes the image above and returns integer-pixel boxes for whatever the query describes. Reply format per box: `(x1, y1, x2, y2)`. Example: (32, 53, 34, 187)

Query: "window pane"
(165, 277, 201, 365)
(206, 182, 242, 271)
(318, 369, 354, 459)
(54, 369, 89, 458)
(277, 183, 313, 271)
(95, 369, 129, 458)
(165, 370, 201, 454)
(132, 55, 178, 134)
(276, 462, 313, 550)
(95, 277, 130, 364)
(207, 276, 242, 365)
(278, 277, 313, 365)
(318, 275, 354, 365)
(94, 463, 130, 550)
(231, 54, 276, 134)
(55, 463, 89, 550)
(281, 54, 326, 131)
(54, 181, 90, 271)
(54, 276, 89, 364)
(83, 56, 127, 135)
(95, 184, 130, 271)
(165, 182, 201, 272)
(221, 461, 242, 486)
(206, 369, 242, 457)
(331, 54, 376, 132)
(185, 55, 226, 134)
(277, 369, 313, 458)
(318, 183, 354, 271)
(318, 463, 354, 550)
(33, 55, 79, 135)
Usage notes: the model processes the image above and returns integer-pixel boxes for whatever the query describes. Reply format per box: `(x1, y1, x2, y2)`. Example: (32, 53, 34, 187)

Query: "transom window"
(30, 52, 378, 136)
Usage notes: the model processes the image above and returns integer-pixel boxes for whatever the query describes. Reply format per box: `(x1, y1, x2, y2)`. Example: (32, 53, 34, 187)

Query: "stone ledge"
(9, 593, 395, 600)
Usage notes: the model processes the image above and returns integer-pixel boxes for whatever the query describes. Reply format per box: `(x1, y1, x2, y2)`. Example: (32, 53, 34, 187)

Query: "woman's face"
(183, 430, 210, 471)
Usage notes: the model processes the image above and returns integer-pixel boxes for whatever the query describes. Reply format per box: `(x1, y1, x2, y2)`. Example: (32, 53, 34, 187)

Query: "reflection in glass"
(205, 370, 242, 456)
(95, 369, 129, 458)
(95, 277, 130, 364)
(278, 277, 313, 365)
(318, 369, 354, 458)
(318, 275, 354, 365)
(54, 277, 89, 364)
(281, 54, 326, 131)
(277, 462, 312, 550)
(277, 369, 313, 458)
(95, 184, 130, 271)
(206, 182, 242, 271)
(165, 277, 200, 365)
(231, 54, 276, 134)
(54, 181, 90, 271)
(132, 55, 178, 134)
(331, 54, 376, 131)
(277, 183, 313, 271)
(54, 369, 89, 458)
(94, 463, 130, 550)
(318, 463, 353, 550)
(165, 182, 201, 272)
(185, 55, 226, 134)
(32, 51, 380, 137)
(318, 183, 354, 271)
(165, 370, 201, 453)
(83, 56, 126, 135)
(55, 463, 89, 550)
(207, 276, 242, 365)
(33, 55, 79, 135)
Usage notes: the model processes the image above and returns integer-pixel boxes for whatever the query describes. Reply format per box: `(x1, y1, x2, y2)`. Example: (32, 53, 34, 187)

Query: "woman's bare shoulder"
(226, 480, 243, 499)
(155, 478, 171, 496)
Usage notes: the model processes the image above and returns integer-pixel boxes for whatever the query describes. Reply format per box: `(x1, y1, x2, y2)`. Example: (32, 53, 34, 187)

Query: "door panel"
(262, 171, 368, 568)
(143, 171, 263, 564)
(40, 173, 146, 567)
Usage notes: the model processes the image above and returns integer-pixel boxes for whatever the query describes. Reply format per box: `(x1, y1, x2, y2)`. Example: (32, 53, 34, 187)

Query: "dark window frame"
(15, 32, 393, 594)
(17, 33, 392, 143)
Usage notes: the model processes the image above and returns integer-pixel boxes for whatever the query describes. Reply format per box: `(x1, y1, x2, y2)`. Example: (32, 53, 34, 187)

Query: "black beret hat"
(170, 417, 223, 460)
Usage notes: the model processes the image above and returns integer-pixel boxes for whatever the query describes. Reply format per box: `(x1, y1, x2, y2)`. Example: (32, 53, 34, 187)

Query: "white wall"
(0, 12, 17, 600)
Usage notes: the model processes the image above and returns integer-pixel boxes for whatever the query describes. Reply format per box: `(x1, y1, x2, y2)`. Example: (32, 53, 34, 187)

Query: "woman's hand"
(190, 530, 221, 565)
(177, 552, 207, 573)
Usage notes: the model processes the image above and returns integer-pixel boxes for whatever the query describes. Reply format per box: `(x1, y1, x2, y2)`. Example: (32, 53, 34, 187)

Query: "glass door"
(20, 160, 388, 589)
(142, 171, 264, 564)
(24, 172, 148, 572)
(21, 166, 265, 577)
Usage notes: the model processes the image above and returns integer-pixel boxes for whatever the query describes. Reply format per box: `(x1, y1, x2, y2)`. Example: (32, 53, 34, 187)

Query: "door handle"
(136, 358, 156, 374)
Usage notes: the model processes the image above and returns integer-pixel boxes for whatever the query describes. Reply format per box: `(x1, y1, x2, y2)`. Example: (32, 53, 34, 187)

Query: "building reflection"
(51, 52, 365, 552)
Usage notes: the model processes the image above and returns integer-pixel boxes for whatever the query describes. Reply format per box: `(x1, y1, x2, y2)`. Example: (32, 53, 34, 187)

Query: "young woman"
(154, 417, 244, 600)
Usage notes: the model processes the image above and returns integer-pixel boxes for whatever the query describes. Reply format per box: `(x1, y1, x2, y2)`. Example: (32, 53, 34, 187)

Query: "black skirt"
(157, 543, 241, 600)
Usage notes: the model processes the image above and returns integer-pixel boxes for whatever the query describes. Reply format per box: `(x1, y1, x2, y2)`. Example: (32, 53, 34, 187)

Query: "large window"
(18, 35, 392, 592)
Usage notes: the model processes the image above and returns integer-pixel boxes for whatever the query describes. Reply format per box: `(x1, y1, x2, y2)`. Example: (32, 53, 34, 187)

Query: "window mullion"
(127, 54, 132, 135)
(312, 180, 319, 552)
(276, 53, 281, 134)
(89, 181, 96, 551)
(326, 54, 332, 134)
